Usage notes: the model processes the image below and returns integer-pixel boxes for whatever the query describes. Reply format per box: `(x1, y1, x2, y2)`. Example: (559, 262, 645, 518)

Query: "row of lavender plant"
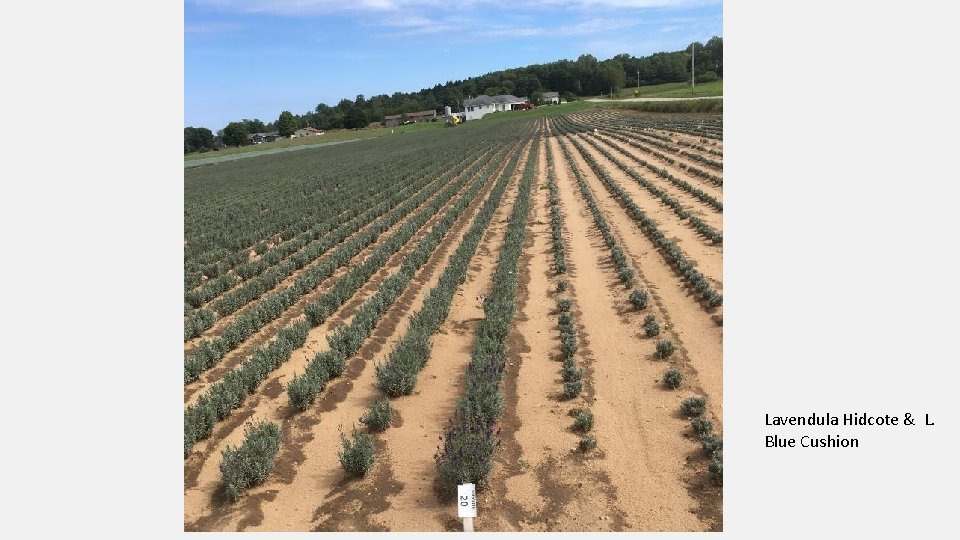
(433, 134, 538, 491)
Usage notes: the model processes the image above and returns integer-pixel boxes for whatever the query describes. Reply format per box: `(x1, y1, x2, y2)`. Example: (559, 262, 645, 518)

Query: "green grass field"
(185, 103, 604, 163)
(600, 79, 723, 99)
(184, 121, 444, 161)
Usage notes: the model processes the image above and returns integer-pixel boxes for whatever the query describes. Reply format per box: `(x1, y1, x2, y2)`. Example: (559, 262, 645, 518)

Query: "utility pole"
(691, 42, 696, 94)
(637, 69, 640, 89)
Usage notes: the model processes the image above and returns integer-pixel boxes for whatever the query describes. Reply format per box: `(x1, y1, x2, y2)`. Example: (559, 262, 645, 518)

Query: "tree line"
(185, 37, 721, 153)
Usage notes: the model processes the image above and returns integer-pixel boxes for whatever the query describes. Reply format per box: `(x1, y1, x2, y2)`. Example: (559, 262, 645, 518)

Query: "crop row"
(556, 297, 583, 399)
(183, 142, 520, 454)
(679, 149, 723, 172)
(555, 115, 725, 200)
(545, 139, 568, 274)
(579, 112, 723, 141)
(553, 129, 636, 289)
(434, 134, 537, 491)
(288, 141, 524, 409)
(555, 122, 723, 308)
(612, 123, 725, 170)
(369, 141, 525, 401)
(205, 158, 463, 317)
(668, 136, 723, 159)
(185, 138, 445, 264)
(627, 115, 722, 141)
(566, 130, 723, 244)
(184, 320, 310, 456)
(184, 139, 528, 453)
(634, 124, 722, 154)
(182, 151, 491, 341)
(185, 155, 413, 281)
(591, 129, 724, 208)
(184, 153, 475, 309)
(660, 132, 723, 157)
(578, 116, 726, 178)
(183, 147, 500, 384)
(183, 173, 435, 335)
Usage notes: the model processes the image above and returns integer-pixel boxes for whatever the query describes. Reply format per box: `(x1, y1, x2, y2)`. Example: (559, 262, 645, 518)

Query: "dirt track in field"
(185, 113, 722, 532)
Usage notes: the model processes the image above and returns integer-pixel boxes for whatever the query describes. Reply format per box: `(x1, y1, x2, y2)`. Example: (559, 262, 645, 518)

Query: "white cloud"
(191, 0, 719, 16)
(184, 21, 244, 34)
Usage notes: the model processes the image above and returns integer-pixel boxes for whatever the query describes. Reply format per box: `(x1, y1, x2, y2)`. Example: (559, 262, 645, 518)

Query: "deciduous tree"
(277, 110, 297, 137)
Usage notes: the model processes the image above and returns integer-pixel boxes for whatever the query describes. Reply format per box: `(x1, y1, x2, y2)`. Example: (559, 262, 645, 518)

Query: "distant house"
(463, 95, 496, 121)
(294, 127, 324, 137)
(462, 94, 530, 121)
(491, 94, 527, 111)
(384, 110, 438, 127)
(542, 91, 560, 104)
(247, 131, 281, 144)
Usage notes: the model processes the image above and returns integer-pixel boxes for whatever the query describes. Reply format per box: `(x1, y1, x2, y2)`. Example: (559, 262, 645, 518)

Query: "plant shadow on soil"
(310, 442, 404, 532)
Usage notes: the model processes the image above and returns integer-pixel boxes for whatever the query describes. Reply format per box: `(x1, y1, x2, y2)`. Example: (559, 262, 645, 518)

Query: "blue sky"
(185, 0, 722, 130)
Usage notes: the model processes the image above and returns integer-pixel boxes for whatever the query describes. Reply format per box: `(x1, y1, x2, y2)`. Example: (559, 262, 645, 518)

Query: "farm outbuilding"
(384, 110, 438, 127)
(293, 127, 324, 137)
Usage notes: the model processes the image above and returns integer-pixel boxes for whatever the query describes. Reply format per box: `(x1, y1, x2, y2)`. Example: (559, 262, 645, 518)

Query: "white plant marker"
(457, 483, 477, 532)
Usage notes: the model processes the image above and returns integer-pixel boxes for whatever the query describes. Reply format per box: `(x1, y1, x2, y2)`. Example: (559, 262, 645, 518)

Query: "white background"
(1, 1, 957, 538)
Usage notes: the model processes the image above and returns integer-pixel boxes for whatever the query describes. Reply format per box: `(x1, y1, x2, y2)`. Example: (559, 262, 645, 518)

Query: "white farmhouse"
(463, 95, 496, 121)
(462, 94, 530, 121)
